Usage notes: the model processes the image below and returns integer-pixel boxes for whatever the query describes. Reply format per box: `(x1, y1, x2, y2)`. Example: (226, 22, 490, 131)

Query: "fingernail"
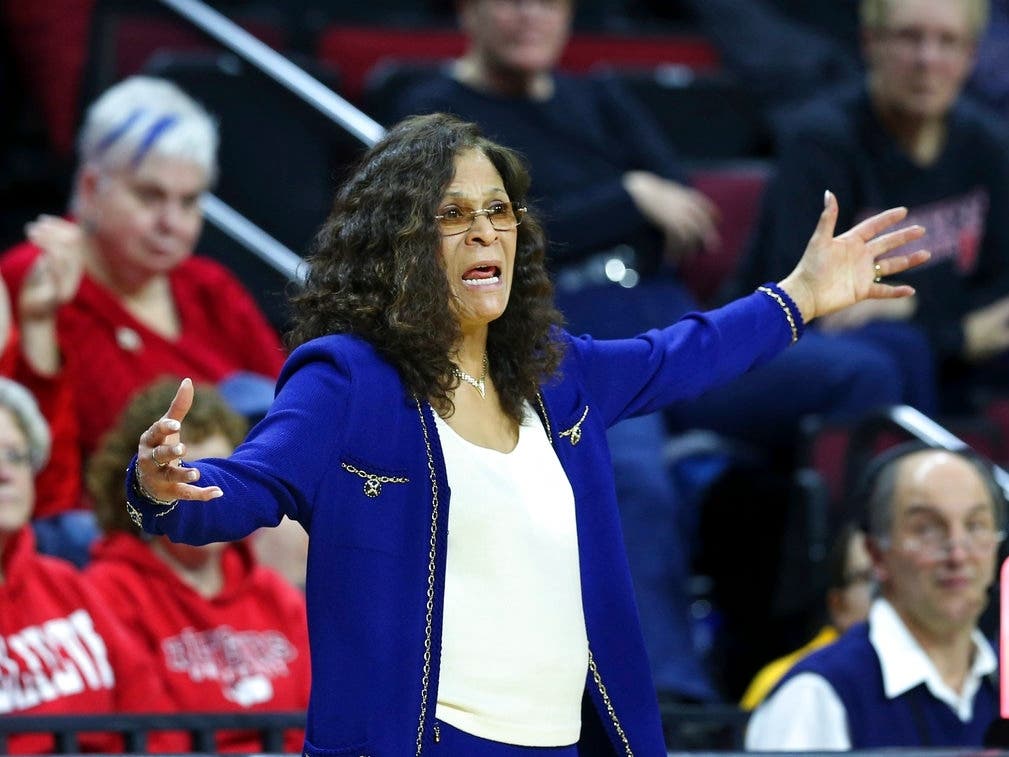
(210, 488, 224, 499)
(187, 469, 199, 481)
(172, 444, 184, 456)
(824, 190, 831, 207)
(165, 419, 180, 431)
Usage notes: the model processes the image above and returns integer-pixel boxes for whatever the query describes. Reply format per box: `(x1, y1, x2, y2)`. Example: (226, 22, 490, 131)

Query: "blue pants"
(607, 415, 721, 702)
(843, 319, 937, 416)
(666, 321, 936, 444)
(432, 720, 577, 756)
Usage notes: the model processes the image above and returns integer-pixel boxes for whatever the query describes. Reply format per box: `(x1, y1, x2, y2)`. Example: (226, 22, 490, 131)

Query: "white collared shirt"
(745, 598, 998, 751)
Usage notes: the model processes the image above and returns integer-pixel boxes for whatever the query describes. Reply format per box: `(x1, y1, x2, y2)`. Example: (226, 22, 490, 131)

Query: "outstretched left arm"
(779, 190, 930, 324)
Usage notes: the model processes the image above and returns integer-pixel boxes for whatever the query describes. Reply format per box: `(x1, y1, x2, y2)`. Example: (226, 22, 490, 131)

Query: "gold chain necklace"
(452, 352, 488, 399)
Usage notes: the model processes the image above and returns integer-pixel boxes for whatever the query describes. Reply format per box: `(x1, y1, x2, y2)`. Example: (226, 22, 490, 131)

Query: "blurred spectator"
(0, 376, 171, 754)
(746, 444, 1001, 749)
(391, 0, 913, 703)
(740, 522, 874, 710)
(740, 0, 1009, 416)
(84, 379, 309, 753)
(0, 76, 286, 566)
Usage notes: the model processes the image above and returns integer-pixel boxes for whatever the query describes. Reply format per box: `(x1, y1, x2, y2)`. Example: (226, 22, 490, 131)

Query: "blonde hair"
(860, 0, 990, 37)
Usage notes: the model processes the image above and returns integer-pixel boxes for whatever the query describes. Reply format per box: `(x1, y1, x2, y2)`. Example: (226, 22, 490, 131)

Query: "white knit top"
(433, 403, 587, 746)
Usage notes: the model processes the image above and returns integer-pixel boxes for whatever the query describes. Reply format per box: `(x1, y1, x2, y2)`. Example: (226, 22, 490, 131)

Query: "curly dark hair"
(87, 378, 248, 535)
(287, 113, 565, 423)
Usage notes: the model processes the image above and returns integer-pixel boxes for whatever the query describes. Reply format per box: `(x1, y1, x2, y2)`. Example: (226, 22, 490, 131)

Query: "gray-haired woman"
(2, 75, 285, 566)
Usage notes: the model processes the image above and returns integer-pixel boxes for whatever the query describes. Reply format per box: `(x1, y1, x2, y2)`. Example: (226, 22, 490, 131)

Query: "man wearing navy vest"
(746, 445, 1002, 749)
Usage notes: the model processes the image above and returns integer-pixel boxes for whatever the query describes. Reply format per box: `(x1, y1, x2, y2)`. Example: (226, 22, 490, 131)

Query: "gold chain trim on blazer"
(535, 393, 553, 440)
(558, 405, 589, 446)
(534, 394, 632, 755)
(414, 400, 440, 756)
(340, 462, 409, 498)
(589, 649, 634, 755)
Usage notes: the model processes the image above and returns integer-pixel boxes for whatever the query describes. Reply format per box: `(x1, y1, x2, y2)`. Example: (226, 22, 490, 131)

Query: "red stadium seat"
(682, 162, 771, 306)
(100, 14, 290, 82)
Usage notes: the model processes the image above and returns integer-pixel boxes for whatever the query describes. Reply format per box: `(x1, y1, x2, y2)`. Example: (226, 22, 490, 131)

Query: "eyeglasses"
(0, 448, 32, 468)
(881, 26, 973, 61)
(435, 202, 526, 237)
(886, 523, 1005, 560)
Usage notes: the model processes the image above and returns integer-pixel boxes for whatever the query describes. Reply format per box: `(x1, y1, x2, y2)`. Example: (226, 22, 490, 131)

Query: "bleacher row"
(91, 6, 766, 157)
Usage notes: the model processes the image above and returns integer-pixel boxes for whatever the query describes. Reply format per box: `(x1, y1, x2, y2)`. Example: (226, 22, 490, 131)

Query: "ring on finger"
(873, 262, 883, 284)
(151, 446, 170, 469)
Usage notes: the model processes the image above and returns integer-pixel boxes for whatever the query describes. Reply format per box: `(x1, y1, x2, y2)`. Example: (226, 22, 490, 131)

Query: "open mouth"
(462, 265, 501, 286)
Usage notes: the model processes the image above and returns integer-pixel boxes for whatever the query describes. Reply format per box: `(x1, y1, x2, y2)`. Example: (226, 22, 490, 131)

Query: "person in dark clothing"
(391, 0, 916, 704)
(743, 0, 1009, 414)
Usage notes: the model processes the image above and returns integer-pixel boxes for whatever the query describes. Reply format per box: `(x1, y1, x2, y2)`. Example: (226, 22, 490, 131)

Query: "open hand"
(136, 378, 223, 503)
(778, 191, 930, 323)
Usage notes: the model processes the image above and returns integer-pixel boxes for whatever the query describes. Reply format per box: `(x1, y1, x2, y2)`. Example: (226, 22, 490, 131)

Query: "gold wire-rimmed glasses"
(435, 202, 527, 236)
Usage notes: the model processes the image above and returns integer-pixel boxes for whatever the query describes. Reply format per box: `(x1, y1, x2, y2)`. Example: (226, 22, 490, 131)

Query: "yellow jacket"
(740, 625, 840, 710)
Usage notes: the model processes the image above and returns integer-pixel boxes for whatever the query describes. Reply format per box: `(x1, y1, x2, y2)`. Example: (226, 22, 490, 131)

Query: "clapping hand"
(21, 215, 86, 320)
(778, 191, 930, 324)
(136, 378, 224, 503)
(19, 215, 88, 375)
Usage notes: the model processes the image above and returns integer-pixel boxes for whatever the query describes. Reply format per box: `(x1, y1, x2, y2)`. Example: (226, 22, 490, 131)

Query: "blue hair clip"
(93, 108, 145, 157)
(131, 114, 180, 168)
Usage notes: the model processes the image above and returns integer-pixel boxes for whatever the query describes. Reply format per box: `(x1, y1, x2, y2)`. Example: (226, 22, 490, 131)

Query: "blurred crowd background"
(3, 0, 1009, 751)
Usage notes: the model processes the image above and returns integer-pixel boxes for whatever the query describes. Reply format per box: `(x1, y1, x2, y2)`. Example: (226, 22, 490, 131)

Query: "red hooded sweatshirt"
(84, 533, 310, 753)
(0, 527, 173, 753)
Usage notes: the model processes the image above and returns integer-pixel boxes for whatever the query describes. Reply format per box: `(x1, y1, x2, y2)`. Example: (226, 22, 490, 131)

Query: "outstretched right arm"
(134, 377, 223, 504)
(126, 342, 354, 545)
